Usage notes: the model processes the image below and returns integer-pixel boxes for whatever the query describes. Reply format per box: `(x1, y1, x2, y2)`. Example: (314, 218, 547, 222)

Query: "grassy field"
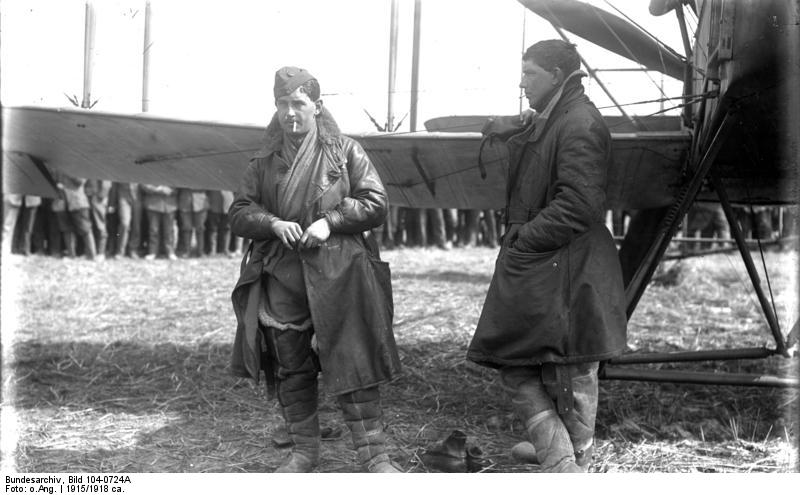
(1, 245, 798, 473)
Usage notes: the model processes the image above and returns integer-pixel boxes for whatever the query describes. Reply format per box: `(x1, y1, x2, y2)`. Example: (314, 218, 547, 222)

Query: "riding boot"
(338, 387, 402, 473)
(511, 375, 581, 473)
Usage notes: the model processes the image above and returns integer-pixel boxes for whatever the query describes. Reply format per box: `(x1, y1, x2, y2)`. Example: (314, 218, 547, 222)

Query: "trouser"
(2, 201, 20, 254)
(56, 209, 97, 258)
(14, 206, 39, 254)
(117, 197, 142, 256)
(89, 196, 109, 255)
(178, 209, 208, 256)
(501, 362, 599, 472)
(206, 212, 223, 255)
(145, 210, 175, 256)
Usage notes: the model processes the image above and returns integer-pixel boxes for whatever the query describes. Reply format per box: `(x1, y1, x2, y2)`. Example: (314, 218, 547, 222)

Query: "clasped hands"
(272, 218, 330, 250)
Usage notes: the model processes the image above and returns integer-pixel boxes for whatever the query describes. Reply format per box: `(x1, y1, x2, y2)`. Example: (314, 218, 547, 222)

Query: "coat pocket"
(470, 245, 568, 366)
(499, 245, 566, 332)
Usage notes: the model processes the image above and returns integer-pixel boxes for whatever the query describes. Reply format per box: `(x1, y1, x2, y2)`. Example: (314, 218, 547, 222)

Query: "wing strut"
(604, 106, 797, 387)
(624, 108, 738, 315)
(709, 172, 789, 357)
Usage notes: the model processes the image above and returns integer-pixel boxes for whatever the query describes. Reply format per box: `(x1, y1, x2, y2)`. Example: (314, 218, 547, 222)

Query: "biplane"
(2, 0, 798, 387)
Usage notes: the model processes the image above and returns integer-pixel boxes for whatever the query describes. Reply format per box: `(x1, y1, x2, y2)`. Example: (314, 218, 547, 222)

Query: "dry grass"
(1, 245, 798, 473)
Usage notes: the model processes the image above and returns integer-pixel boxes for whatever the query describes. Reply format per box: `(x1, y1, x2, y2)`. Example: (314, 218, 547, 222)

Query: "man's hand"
(272, 220, 303, 249)
(300, 218, 331, 249)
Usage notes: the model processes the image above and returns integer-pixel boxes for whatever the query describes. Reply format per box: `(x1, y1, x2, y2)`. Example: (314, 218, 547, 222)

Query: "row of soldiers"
(2, 173, 243, 260)
(3, 174, 794, 260)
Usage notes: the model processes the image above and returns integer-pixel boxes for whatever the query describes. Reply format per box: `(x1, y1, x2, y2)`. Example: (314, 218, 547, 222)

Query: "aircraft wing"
(518, 0, 686, 80)
(2, 105, 263, 193)
(2, 105, 689, 210)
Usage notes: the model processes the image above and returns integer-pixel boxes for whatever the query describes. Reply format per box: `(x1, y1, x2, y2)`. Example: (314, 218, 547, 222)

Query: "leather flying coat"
(468, 73, 627, 368)
(229, 108, 401, 396)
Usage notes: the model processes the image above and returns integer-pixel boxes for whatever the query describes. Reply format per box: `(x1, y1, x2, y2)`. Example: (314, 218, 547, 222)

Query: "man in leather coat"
(229, 67, 402, 473)
(468, 41, 627, 472)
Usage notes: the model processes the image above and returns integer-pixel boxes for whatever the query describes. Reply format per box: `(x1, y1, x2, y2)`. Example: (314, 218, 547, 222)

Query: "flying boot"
(269, 329, 321, 473)
(338, 387, 402, 473)
(560, 363, 599, 471)
(512, 377, 581, 473)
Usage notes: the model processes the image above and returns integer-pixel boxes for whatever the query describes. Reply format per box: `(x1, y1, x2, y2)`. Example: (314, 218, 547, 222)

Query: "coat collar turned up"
(528, 69, 588, 143)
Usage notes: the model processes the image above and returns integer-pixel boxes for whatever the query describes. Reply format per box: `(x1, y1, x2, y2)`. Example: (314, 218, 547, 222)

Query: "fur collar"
(252, 106, 342, 159)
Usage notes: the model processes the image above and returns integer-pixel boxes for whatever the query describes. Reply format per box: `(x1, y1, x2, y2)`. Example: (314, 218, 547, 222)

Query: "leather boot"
(338, 387, 402, 473)
(511, 375, 581, 473)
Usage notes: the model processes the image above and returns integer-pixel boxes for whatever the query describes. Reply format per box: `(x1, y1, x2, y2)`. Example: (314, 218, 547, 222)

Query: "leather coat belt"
(502, 206, 542, 225)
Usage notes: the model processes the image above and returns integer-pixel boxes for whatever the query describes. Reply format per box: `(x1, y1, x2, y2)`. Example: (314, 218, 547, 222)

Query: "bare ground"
(1, 245, 798, 473)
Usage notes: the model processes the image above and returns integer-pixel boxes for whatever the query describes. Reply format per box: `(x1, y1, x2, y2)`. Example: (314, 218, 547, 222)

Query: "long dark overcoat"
(229, 110, 401, 395)
(468, 74, 627, 368)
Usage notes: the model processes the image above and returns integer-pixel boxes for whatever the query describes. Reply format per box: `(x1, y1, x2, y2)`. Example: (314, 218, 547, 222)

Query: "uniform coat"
(468, 73, 627, 368)
(229, 109, 401, 395)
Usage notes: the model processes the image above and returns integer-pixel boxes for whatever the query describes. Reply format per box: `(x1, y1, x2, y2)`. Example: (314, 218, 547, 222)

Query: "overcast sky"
(1, 0, 687, 132)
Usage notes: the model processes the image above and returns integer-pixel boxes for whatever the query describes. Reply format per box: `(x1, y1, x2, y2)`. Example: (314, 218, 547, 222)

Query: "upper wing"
(2, 105, 689, 210)
(518, 0, 686, 80)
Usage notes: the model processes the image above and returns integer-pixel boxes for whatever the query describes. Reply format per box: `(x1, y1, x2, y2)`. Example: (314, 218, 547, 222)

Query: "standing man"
(467, 40, 627, 473)
(85, 179, 112, 260)
(229, 67, 402, 473)
(50, 171, 97, 260)
(110, 182, 142, 259)
(176, 188, 208, 257)
(141, 184, 178, 260)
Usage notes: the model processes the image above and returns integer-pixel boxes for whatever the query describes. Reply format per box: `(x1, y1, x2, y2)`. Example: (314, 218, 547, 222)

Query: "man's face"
(276, 87, 321, 137)
(519, 59, 559, 111)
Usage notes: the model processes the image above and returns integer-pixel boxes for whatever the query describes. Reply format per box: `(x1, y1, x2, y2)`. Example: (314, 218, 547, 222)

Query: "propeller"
(518, 0, 686, 80)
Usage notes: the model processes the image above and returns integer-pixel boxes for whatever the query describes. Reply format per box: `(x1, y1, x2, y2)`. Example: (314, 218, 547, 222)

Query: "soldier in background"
(109, 182, 142, 259)
(177, 188, 209, 258)
(3, 194, 41, 256)
(207, 189, 235, 256)
(141, 184, 177, 260)
(51, 171, 97, 260)
(85, 179, 112, 260)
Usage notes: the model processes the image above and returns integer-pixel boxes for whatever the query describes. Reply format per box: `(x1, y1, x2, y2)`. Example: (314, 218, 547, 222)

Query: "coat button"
(553, 262, 558, 267)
